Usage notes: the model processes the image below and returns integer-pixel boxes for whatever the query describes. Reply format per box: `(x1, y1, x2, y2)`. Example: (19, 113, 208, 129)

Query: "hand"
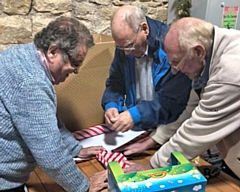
(78, 146, 105, 158)
(104, 108, 119, 126)
(89, 170, 108, 192)
(111, 110, 134, 132)
(114, 137, 157, 155)
(123, 161, 153, 173)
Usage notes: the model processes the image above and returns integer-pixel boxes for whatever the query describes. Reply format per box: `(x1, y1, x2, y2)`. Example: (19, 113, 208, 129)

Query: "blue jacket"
(102, 17, 192, 129)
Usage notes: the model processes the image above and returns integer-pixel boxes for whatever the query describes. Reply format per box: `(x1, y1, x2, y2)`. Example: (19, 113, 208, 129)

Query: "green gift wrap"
(108, 151, 207, 192)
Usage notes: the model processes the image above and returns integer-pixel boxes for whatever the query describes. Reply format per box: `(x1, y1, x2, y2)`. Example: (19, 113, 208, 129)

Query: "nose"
(170, 67, 179, 75)
(73, 68, 79, 74)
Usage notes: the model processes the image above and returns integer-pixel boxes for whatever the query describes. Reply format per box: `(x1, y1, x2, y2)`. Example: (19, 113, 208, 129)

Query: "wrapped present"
(108, 151, 207, 192)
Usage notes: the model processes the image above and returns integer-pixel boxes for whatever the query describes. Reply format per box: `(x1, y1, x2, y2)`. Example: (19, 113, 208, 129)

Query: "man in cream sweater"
(122, 17, 240, 180)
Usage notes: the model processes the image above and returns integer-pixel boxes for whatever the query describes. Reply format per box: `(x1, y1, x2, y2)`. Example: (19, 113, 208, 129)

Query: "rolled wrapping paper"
(73, 124, 112, 140)
(96, 150, 128, 169)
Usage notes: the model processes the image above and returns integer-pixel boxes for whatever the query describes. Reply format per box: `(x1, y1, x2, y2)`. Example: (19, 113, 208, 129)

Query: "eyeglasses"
(115, 42, 136, 51)
(65, 51, 82, 69)
(115, 25, 141, 52)
(169, 55, 187, 74)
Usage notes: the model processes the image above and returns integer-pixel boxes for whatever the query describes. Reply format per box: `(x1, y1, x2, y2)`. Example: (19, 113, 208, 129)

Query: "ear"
(194, 44, 206, 60)
(46, 44, 59, 63)
(140, 22, 149, 35)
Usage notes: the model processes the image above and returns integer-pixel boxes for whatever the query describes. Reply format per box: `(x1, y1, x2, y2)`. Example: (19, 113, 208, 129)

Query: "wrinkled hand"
(111, 110, 134, 132)
(89, 170, 108, 192)
(104, 108, 119, 126)
(123, 161, 153, 173)
(114, 137, 157, 155)
(78, 146, 105, 158)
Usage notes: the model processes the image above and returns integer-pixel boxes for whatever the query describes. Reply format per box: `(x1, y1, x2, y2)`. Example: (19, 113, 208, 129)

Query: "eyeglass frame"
(169, 54, 187, 74)
(115, 25, 141, 51)
(64, 51, 82, 69)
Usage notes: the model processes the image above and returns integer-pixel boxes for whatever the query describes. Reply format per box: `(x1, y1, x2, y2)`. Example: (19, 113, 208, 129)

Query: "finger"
(123, 166, 135, 173)
(97, 170, 107, 178)
(96, 182, 108, 191)
(113, 145, 130, 152)
(110, 117, 117, 124)
(91, 170, 107, 181)
(111, 121, 119, 131)
(118, 124, 130, 133)
(114, 122, 125, 132)
(85, 148, 102, 156)
(101, 182, 108, 189)
(111, 109, 119, 117)
(124, 149, 136, 156)
(105, 116, 112, 125)
(89, 183, 107, 192)
(91, 146, 105, 151)
(124, 160, 136, 165)
(121, 126, 130, 133)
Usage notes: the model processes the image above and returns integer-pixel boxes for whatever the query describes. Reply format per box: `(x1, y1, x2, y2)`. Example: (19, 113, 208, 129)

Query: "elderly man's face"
(166, 51, 204, 79)
(164, 32, 204, 80)
(47, 45, 88, 84)
(112, 23, 148, 58)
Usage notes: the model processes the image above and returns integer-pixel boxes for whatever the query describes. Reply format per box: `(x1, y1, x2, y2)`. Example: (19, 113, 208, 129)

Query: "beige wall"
(0, 0, 169, 51)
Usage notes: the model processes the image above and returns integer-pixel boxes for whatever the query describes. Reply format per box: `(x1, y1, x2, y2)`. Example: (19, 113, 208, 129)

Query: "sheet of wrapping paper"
(74, 124, 145, 152)
(73, 124, 112, 140)
(73, 124, 147, 167)
(96, 150, 128, 168)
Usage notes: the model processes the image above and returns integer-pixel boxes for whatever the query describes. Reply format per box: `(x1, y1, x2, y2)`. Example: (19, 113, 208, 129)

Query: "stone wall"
(0, 0, 169, 51)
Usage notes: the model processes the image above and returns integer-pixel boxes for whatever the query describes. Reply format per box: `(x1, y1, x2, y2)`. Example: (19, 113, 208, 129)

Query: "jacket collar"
(193, 28, 214, 92)
(146, 16, 169, 63)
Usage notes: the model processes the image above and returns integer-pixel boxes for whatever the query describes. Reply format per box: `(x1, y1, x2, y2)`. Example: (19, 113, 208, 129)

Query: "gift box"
(108, 151, 207, 192)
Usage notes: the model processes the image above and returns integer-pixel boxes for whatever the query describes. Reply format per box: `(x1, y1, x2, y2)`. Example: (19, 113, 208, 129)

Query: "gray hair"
(111, 6, 147, 33)
(34, 16, 94, 61)
(173, 19, 213, 58)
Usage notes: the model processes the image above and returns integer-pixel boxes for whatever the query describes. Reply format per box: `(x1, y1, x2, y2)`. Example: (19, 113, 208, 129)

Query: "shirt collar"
(37, 50, 55, 83)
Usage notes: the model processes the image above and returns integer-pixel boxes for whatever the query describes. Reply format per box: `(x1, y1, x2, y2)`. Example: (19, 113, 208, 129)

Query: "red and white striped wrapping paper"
(73, 124, 152, 169)
(96, 150, 128, 169)
(72, 124, 128, 169)
(73, 124, 112, 140)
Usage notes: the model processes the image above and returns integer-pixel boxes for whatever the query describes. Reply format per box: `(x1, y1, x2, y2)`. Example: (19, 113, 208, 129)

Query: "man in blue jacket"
(101, 5, 192, 132)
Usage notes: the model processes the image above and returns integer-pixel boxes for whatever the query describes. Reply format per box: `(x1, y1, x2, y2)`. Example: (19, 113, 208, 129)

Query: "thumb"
(110, 117, 117, 123)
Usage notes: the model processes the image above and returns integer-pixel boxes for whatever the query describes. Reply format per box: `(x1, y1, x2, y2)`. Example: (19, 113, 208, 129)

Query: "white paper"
(74, 126, 145, 161)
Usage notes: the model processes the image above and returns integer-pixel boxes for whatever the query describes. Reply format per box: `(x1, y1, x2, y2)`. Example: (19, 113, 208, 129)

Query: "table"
(26, 149, 240, 192)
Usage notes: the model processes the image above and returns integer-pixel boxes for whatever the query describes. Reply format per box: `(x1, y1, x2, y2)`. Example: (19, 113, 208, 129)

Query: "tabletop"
(26, 148, 240, 192)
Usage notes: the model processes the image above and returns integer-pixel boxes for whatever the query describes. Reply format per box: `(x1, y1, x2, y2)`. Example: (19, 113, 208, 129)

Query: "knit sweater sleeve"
(10, 78, 89, 192)
(57, 115, 83, 158)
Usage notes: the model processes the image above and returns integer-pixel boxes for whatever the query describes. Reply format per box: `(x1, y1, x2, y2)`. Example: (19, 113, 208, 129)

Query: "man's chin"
(54, 79, 66, 85)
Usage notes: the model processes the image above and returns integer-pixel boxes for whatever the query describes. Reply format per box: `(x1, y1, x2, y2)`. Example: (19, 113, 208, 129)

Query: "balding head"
(111, 6, 133, 41)
(165, 17, 202, 53)
(110, 5, 149, 57)
(164, 17, 213, 79)
(165, 17, 213, 56)
(111, 5, 134, 28)
(111, 5, 147, 42)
